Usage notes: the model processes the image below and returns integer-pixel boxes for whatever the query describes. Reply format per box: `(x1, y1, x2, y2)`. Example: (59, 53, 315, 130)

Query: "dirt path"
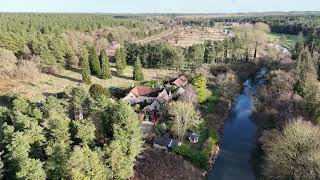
(107, 27, 175, 56)
(135, 27, 175, 44)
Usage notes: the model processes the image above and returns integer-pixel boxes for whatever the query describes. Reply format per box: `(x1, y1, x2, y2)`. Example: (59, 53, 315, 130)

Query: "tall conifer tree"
(99, 50, 112, 79)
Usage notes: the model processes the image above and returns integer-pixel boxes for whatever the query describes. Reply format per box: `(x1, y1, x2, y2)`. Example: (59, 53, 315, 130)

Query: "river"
(208, 68, 267, 180)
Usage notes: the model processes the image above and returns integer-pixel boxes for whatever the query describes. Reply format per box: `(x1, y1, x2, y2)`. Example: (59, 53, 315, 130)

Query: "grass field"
(0, 64, 179, 100)
(267, 32, 298, 50)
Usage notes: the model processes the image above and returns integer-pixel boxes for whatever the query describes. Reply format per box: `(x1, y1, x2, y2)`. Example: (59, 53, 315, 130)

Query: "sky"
(0, 0, 320, 13)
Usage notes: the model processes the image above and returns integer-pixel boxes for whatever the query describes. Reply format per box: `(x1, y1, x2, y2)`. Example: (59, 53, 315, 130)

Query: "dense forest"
(0, 87, 143, 179)
(0, 13, 166, 67)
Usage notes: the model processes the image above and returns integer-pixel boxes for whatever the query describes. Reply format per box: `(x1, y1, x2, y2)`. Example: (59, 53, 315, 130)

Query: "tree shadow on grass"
(111, 70, 133, 80)
(68, 67, 82, 74)
(51, 73, 82, 83)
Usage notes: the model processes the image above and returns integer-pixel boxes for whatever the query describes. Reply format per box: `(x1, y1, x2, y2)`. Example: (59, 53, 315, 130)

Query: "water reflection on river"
(208, 68, 267, 180)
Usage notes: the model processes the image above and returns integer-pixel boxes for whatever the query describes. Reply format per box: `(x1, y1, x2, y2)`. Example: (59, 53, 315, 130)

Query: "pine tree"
(204, 41, 215, 63)
(88, 46, 101, 77)
(133, 57, 144, 81)
(73, 119, 96, 146)
(81, 48, 91, 85)
(115, 48, 126, 75)
(99, 50, 112, 79)
(293, 32, 305, 59)
(103, 102, 143, 179)
(43, 97, 71, 179)
(67, 145, 110, 180)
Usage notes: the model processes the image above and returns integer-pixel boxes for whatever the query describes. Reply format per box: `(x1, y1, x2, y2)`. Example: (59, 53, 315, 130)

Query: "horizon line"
(0, 10, 319, 15)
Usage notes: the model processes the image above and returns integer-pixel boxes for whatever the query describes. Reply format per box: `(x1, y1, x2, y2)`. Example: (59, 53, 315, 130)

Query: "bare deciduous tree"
(179, 84, 198, 106)
(168, 101, 201, 141)
(261, 118, 320, 179)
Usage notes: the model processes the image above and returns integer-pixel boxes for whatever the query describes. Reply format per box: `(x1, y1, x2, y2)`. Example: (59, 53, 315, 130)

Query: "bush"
(192, 74, 210, 103)
(155, 123, 168, 136)
(174, 145, 208, 169)
(204, 130, 218, 156)
(0, 48, 17, 79)
(89, 84, 110, 100)
(14, 60, 40, 80)
(268, 70, 296, 97)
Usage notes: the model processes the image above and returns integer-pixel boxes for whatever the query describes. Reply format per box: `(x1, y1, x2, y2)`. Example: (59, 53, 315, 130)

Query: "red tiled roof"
(130, 86, 153, 97)
(173, 75, 188, 87)
(157, 89, 170, 101)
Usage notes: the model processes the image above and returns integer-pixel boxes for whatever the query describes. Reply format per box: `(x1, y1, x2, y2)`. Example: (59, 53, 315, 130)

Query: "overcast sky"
(1, 0, 320, 13)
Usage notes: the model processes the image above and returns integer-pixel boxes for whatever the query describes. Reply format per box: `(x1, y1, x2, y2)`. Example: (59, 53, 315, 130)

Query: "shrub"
(204, 130, 218, 156)
(268, 70, 296, 97)
(192, 74, 210, 103)
(155, 123, 167, 136)
(89, 84, 110, 100)
(174, 145, 208, 169)
(0, 48, 17, 79)
(14, 60, 40, 80)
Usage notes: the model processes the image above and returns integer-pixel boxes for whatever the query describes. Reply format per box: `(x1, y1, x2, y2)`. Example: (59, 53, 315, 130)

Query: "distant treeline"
(178, 15, 320, 53)
(178, 15, 320, 35)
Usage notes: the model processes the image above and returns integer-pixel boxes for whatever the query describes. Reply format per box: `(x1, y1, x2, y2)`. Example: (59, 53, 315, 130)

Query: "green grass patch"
(201, 89, 219, 113)
(174, 129, 219, 170)
(141, 79, 164, 88)
(174, 145, 209, 169)
(190, 120, 209, 150)
(267, 32, 298, 50)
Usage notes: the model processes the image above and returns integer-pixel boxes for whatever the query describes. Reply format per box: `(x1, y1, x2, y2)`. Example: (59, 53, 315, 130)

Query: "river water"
(208, 68, 267, 180)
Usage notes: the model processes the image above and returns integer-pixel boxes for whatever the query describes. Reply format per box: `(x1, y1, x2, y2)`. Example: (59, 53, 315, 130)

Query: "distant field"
(267, 33, 298, 49)
(0, 64, 179, 100)
(152, 27, 225, 47)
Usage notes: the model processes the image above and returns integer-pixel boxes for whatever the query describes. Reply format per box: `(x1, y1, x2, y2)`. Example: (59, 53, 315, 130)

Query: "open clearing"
(0, 64, 179, 100)
(267, 32, 298, 49)
(148, 27, 226, 47)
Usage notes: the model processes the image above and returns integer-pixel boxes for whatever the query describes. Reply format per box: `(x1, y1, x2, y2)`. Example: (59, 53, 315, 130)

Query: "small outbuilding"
(153, 136, 181, 151)
(189, 133, 199, 143)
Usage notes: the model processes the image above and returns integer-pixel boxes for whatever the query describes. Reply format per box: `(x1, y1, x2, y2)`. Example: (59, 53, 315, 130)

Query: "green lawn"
(267, 32, 298, 50)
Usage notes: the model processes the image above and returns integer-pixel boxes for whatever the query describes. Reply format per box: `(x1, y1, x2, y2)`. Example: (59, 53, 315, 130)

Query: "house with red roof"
(123, 86, 156, 105)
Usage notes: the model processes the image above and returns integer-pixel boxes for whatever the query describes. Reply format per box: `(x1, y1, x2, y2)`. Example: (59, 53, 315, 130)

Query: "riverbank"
(208, 67, 267, 179)
(201, 63, 262, 176)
